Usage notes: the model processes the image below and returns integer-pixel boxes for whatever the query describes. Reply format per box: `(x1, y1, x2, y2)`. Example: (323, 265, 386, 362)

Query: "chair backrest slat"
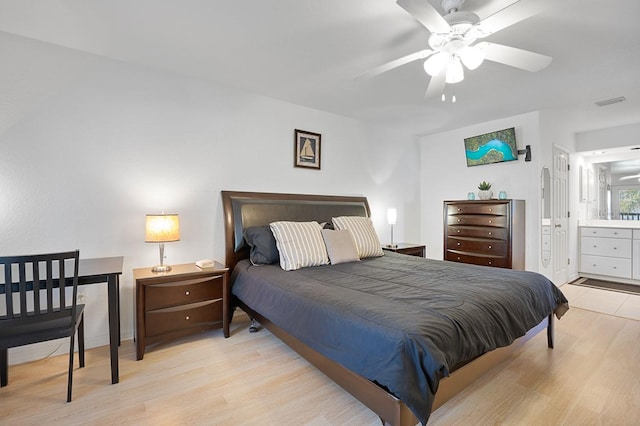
(32, 261, 40, 314)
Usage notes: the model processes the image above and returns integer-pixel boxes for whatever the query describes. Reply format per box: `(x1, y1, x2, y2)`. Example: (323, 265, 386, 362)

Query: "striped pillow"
(269, 221, 329, 271)
(332, 216, 384, 258)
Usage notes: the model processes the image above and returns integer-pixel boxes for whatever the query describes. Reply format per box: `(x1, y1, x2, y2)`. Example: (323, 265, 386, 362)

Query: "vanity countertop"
(579, 220, 640, 229)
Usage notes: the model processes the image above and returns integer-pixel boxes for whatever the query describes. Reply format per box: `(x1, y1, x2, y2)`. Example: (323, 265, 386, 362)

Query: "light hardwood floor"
(2, 307, 640, 425)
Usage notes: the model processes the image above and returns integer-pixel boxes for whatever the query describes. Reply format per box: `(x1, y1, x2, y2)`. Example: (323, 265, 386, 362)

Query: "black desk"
(77, 256, 123, 384)
(1, 256, 124, 384)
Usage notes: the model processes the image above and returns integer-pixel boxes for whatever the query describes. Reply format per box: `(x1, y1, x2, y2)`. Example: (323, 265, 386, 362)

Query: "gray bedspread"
(230, 252, 569, 424)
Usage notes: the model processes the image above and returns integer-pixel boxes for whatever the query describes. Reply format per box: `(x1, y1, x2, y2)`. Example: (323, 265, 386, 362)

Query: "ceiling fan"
(360, 0, 555, 100)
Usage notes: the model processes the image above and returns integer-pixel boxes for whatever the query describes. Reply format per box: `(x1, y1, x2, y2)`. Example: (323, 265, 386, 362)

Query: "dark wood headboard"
(221, 191, 370, 271)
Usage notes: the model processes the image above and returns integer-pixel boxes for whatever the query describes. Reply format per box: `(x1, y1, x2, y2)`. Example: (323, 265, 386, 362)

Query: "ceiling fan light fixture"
(460, 45, 484, 70)
(424, 52, 448, 76)
(445, 56, 464, 84)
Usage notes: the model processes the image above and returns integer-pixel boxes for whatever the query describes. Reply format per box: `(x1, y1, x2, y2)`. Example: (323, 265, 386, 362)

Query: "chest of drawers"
(443, 199, 525, 270)
(134, 262, 229, 360)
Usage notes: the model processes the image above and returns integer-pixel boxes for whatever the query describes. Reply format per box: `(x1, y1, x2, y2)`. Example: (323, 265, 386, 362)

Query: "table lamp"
(387, 208, 398, 248)
(145, 213, 180, 272)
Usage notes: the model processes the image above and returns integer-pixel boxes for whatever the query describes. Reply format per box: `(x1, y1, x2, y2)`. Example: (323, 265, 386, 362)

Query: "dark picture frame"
(294, 129, 321, 170)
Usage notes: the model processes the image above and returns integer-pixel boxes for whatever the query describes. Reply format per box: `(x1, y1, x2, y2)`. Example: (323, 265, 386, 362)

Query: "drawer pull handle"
(613, 267, 617, 269)
(488, 232, 492, 236)
(457, 208, 461, 212)
(489, 208, 492, 212)
(614, 247, 617, 250)
(185, 291, 190, 295)
(488, 220, 492, 224)
(488, 245, 492, 249)
(488, 261, 492, 265)
(457, 242, 461, 246)
(457, 230, 461, 233)
(457, 257, 461, 260)
(185, 316, 190, 320)
(458, 219, 461, 222)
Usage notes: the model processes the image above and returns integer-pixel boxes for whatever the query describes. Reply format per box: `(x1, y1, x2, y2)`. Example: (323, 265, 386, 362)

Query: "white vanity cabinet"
(579, 227, 632, 279)
(633, 230, 640, 280)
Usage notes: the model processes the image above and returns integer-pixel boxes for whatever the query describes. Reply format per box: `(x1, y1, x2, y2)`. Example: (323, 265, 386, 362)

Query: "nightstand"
(133, 261, 229, 360)
(382, 243, 426, 257)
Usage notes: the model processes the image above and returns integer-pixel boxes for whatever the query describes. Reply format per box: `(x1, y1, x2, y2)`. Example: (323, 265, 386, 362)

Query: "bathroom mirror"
(541, 166, 551, 267)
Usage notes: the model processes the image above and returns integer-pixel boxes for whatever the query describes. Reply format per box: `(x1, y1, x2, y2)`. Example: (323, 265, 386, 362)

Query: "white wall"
(0, 33, 420, 363)
(419, 112, 543, 270)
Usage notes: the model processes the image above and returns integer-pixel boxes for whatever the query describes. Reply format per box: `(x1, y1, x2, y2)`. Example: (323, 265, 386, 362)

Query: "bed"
(221, 190, 569, 425)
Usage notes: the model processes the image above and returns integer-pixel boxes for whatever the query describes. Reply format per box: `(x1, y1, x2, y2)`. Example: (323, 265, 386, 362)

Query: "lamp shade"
(145, 214, 180, 243)
(387, 208, 397, 226)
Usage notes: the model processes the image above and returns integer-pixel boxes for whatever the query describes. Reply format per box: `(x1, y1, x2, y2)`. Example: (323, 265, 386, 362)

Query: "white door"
(553, 146, 569, 285)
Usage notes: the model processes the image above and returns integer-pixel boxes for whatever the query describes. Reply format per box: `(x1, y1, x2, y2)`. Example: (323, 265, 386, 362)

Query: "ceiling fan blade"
(477, 42, 552, 72)
(477, 0, 555, 36)
(356, 49, 434, 80)
(619, 174, 640, 181)
(425, 72, 446, 99)
(397, 0, 450, 34)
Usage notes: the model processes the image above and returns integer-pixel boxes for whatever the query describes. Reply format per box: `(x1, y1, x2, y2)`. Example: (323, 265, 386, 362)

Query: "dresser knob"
(488, 232, 492, 236)
(489, 208, 492, 212)
(488, 220, 492, 224)
(488, 261, 492, 265)
(185, 316, 190, 320)
(488, 245, 492, 249)
(457, 242, 461, 246)
(185, 291, 190, 295)
(457, 257, 461, 260)
(457, 230, 461, 233)
(457, 208, 461, 212)
(457, 219, 461, 222)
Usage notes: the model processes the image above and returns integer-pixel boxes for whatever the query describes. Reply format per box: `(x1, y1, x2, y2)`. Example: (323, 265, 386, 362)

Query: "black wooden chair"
(0, 250, 84, 402)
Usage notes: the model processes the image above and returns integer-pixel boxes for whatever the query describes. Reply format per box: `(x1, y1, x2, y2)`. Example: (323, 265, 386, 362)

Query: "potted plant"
(478, 181, 493, 200)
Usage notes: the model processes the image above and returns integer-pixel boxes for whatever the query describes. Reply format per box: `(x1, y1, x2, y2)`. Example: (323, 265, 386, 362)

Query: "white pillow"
(332, 216, 384, 258)
(269, 221, 329, 271)
(321, 229, 360, 265)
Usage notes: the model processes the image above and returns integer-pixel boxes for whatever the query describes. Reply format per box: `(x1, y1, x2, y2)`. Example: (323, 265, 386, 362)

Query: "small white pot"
(478, 190, 493, 200)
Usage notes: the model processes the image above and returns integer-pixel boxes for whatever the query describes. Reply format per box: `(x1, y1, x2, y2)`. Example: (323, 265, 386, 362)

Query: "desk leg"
(108, 274, 120, 384)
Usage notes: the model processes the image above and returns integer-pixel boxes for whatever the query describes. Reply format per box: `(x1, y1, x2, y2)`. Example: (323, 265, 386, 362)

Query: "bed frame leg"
(547, 314, 554, 349)
(249, 318, 259, 333)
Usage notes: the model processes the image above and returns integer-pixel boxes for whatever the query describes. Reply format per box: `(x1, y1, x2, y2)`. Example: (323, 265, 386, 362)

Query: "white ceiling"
(0, 0, 639, 136)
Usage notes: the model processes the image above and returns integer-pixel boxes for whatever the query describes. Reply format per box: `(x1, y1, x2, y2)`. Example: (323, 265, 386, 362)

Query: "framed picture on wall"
(294, 129, 321, 170)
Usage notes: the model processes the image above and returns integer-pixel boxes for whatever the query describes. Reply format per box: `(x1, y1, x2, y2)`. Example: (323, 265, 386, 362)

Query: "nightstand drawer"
(146, 276, 223, 311)
(146, 299, 222, 337)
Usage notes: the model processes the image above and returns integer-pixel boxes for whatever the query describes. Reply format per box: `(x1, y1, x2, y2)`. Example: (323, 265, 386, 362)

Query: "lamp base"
(151, 265, 172, 273)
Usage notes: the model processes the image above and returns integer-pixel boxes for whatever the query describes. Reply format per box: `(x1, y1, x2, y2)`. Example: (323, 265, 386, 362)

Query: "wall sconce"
(387, 208, 398, 248)
(145, 213, 180, 272)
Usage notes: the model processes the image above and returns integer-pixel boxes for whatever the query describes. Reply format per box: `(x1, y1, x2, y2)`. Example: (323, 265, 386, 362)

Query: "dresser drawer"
(580, 227, 632, 239)
(146, 276, 223, 311)
(447, 203, 508, 216)
(146, 299, 222, 337)
(580, 254, 632, 279)
(447, 215, 507, 228)
(445, 250, 509, 268)
(447, 237, 508, 256)
(581, 236, 631, 258)
(447, 226, 508, 240)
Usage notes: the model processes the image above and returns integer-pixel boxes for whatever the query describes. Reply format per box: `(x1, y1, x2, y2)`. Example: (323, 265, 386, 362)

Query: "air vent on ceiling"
(595, 96, 626, 107)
